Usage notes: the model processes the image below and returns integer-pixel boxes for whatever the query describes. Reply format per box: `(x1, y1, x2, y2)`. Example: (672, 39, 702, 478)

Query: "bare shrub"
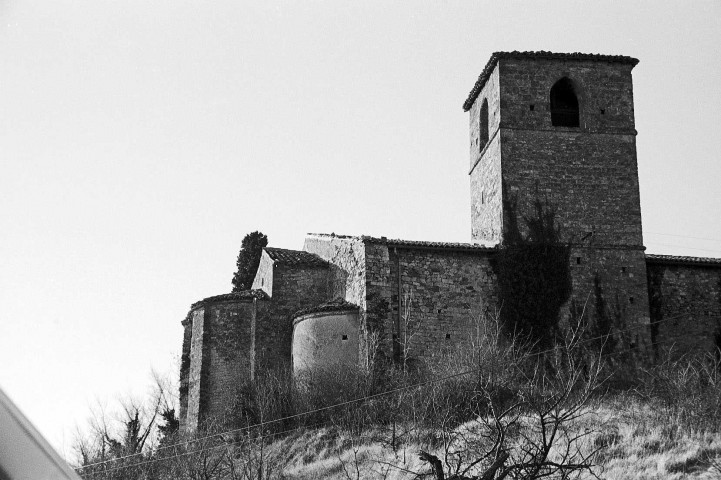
(639, 352, 721, 432)
(416, 323, 605, 480)
(75, 371, 176, 479)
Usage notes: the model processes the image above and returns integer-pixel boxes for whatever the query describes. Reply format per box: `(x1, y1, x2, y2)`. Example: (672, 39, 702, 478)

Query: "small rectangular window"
(576, 257, 581, 265)
(342, 335, 348, 341)
(529, 104, 535, 111)
(445, 334, 451, 340)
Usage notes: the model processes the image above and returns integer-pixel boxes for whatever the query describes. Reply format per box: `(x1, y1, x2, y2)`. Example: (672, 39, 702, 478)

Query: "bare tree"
(418, 324, 605, 480)
(74, 370, 176, 479)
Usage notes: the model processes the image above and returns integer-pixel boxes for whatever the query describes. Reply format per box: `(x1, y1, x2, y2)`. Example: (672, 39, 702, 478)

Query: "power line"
(83, 420, 332, 477)
(645, 231, 721, 243)
(644, 242, 721, 255)
(77, 310, 716, 470)
(76, 310, 717, 472)
(78, 328, 720, 477)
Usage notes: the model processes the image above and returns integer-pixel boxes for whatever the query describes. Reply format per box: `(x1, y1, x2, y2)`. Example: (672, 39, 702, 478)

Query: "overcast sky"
(1, 0, 720, 458)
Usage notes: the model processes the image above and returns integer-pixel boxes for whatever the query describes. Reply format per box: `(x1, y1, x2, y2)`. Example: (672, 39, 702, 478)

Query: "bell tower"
(465, 51, 650, 350)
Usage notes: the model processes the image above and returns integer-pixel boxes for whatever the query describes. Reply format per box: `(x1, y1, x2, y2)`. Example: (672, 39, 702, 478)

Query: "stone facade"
(647, 256, 721, 359)
(179, 292, 268, 432)
(466, 52, 650, 352)
(292, 303, 360, 376)
(179, 51, 721, 432)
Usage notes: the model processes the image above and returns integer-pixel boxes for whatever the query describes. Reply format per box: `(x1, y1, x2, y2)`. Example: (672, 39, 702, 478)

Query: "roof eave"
(462, 51, 640, 112)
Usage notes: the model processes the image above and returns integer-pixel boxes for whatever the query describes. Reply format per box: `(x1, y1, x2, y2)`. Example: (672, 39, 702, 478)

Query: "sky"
(1, 0, 720, 459)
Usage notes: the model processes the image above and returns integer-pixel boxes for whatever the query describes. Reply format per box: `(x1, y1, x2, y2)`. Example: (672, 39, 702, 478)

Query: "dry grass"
(249, 394, 721, 479)
(585, 396, 721, 480)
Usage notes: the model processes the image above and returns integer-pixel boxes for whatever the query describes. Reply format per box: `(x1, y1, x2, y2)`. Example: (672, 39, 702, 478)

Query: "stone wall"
(306, 237, 501, 364)
(304, 235, 370, 363)
(387, 246, 498, 361)
(183, 295, 265, 430)
(292, 310, 360, 376)
(466, 55, 651, 355)
(203, 299, 257, 423)
(647, 258, 721, 359)
(500, 129, 642, 247)
(251, 251, 275, 297)
(497, 57, 637, 135)
(363, 241, 394, 360)
(186, 307, 207, 432)
(303, 235, 366, 305)
(254, 264, 330, 372)
(469, 63, 503, 244)
(566, 246, 652, 352)
(495, 57, 641, 247)
(178, 317, 192, 432)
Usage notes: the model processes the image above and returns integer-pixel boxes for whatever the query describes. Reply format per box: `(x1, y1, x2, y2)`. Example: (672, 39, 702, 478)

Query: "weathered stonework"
(386, 245, 498, 360)
(182, 292, 268, 429)
(647, 256, 721, 359)
(292, 303, 360, 376)
(469, 63, 503, 244)
(303, 235, 366, 305)
(178, 316, 192, 432)
(179, 51, 721, 432)
(466, 53, 650, 353)
(255, 259, 330, 372)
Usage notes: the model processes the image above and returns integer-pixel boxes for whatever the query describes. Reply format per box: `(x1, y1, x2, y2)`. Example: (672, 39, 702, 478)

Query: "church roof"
(363, 236, 496, 253)
(646, 254, 721, 268)
(293, 299, 359, 320)
(190, 290, 268, 310)
(462, 50, 640, 112)
(265, 247, 328, 266)
(307, 233, 497, 253)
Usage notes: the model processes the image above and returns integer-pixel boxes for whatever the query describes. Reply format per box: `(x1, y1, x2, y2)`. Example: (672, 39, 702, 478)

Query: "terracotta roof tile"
(190, 290, 268, 310)
(293, 299, 359, 319)
(646, 254, 721, 268)
(463, 51, 640, 111)
(363, 236, 497, 252)
(308, 233, 497, 253)
(265, 247, 328, 266)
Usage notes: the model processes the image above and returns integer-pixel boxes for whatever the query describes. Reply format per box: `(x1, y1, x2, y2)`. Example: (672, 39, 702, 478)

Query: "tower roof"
(462, 51, 640, 112)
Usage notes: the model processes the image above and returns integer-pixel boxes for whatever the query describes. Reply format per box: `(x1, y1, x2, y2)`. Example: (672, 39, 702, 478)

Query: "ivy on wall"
(591, 274, 616, 356)
(647, 267, 666, 359)
(493, 194, 572, 350)
(209, 305, 248, 362)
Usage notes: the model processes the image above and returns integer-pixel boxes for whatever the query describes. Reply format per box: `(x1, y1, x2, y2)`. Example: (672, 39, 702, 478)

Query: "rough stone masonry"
(179, 51, 721, 432)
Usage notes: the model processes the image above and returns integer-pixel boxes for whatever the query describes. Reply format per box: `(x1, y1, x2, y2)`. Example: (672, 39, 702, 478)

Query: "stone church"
(179, 51, 721, 432)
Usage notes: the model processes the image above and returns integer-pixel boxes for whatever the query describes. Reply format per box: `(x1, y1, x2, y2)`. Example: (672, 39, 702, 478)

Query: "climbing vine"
(493, 194, 572, 350)
(647, 267, 666, 359)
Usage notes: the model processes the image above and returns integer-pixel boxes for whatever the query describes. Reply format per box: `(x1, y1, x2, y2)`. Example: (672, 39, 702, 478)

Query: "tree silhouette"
(231, 231, 268, 292)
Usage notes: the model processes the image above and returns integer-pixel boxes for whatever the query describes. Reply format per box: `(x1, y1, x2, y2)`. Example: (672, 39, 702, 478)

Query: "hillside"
(75, 327, 721, 479)
(268, 396, 721, 479)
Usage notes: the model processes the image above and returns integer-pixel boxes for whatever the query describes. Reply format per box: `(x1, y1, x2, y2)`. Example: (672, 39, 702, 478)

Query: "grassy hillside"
(267, 395, 721, 479)
(75, 322, 721, 479)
